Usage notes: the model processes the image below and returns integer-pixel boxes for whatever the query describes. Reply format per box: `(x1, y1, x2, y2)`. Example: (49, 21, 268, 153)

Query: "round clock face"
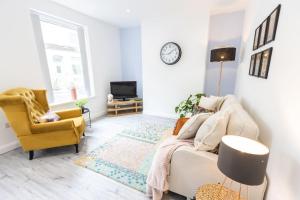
(160, 42, 182, 65)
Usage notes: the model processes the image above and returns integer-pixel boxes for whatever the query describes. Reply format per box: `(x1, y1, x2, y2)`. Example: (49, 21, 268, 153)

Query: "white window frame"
(31, 10, 94, 104)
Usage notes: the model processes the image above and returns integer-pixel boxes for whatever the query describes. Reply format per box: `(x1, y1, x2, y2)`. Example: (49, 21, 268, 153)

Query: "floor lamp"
(210, 47, 236, 96)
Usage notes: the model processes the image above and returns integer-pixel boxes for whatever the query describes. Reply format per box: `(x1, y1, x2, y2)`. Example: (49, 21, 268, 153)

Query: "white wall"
(120, 27, 143, 97)
(205, 11, 245, 96)
(141, 13, 209, 118)
(235, 1, 300, 199)
(0, 0, 121, 154)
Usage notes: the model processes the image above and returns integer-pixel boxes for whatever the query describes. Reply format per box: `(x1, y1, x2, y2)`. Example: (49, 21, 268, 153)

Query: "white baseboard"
(0, 141, 20, 155)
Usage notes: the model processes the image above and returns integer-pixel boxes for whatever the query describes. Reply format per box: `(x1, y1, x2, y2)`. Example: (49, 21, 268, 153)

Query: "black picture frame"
(249, 54, 256, 75)
(253, 52, 262, 77)
(265, 5, 281, 44)
(258, 19, 268, 48)
(249, 47, 273, 79)
(259, 47, 273, 79)
(252, 4, 281, 50)
(253, 26, 261, 50)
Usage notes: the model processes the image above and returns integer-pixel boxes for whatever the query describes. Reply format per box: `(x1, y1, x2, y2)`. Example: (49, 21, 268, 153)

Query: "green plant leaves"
(175, 93, 205, 118)
(75, 98, 88, 107)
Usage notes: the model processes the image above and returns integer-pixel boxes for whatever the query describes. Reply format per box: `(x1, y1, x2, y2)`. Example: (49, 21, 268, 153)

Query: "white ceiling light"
(125, 9, 131, 13)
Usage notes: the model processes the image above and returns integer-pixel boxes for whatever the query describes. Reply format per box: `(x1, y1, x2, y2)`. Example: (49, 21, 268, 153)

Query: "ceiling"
(51, 0, 248, 28)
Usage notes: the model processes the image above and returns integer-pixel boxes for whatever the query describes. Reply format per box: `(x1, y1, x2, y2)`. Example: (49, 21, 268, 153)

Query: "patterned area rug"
(75, 118, 174, 193)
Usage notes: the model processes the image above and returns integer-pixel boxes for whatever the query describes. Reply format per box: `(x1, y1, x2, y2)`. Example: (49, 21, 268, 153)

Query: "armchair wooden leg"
(83, 132, 85, 136)
(29, 151, 34, 160)
(75, 144, 79, 153)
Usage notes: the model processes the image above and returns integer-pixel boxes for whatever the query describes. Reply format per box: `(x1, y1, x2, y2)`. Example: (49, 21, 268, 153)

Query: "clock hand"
(167, 49, 175, 55)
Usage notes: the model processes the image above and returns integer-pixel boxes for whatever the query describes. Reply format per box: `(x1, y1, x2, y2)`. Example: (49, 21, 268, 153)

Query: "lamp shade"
(217, 135, 269, 186)
(210, 47, 236, 62)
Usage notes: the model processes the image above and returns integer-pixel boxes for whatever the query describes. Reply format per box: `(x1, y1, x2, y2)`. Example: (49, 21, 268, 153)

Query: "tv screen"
(110, 81, 137, 99)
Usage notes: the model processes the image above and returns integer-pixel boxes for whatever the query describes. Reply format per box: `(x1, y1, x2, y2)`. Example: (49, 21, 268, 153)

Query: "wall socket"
(4, 123, 10, 128)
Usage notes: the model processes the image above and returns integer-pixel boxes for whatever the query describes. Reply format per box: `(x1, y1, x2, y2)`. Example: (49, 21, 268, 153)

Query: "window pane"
(40, 21, 88, 104)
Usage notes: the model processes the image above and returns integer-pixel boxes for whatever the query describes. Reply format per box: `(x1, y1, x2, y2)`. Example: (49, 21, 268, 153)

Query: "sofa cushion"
(223, 103, 259, 140)
(173, 117, 190, 136)
(177, 113, 211, 140)
(194, 110, 229, 151)
(199, 96, 224, 112)
(219, 95, 239, 111)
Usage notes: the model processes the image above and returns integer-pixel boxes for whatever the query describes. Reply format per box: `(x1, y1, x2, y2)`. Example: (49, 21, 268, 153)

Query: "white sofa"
(168, 95, 267, 200)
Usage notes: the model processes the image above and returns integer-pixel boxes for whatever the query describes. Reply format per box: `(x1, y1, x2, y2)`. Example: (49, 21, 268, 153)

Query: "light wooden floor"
(0, 115, 185, 200)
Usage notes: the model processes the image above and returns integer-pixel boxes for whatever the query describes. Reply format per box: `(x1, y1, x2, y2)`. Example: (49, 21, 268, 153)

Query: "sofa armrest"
(55, 108, 82, 119)
(168, 146, 267, 200)
(31, 119, 75, 133)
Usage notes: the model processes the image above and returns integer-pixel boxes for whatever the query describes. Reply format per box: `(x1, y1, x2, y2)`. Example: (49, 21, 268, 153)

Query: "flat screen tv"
(110, 81, 137, 100)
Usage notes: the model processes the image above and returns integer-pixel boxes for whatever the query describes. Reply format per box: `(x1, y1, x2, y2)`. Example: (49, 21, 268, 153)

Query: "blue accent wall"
(120, 27, 143, 97)
(204, 11, 245, 96)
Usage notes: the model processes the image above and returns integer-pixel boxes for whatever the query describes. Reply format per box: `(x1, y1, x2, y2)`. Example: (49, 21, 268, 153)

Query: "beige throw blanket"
(146, 136, 193, 200)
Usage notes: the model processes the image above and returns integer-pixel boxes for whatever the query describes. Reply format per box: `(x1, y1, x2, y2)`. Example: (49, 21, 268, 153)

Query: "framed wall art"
(265, 5, 281, 44)
(252, 4, 281, 50)
(249, 47, 273, 79)
(253, 27, 261, 50)
(259, 47, 273, 79)
(258, 19, 268, 48)
(249, 54, 256, 75)
(253, 52, 262, 76)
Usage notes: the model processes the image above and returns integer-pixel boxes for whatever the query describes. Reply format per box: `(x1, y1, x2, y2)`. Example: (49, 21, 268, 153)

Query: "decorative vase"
(71, 86, 77, 100)
(107, 94, 113, 103)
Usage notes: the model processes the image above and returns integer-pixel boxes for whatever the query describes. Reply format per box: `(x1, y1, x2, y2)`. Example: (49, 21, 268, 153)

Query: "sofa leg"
(75, 144, 79, 153)
(29, 151, 34, 160)
(83, 132, 85, 136)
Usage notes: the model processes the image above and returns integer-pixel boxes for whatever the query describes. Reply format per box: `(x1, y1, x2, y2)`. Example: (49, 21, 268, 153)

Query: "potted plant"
(175, 93, 205, 118)
(75, 99, 88, 113)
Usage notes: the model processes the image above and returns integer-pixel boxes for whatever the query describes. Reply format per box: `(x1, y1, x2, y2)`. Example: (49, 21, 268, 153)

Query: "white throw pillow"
(199, 96, 224, 112)
(177, 113, 212, 140)
(38, 111, 60, 123)
(194, 110, 229, 151)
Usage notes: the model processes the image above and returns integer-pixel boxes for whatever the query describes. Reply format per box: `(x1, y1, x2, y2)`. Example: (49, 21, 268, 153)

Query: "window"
(31, 12, 92, 104)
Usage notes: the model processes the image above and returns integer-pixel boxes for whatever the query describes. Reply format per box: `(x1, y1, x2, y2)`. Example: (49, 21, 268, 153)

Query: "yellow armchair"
(0, 88, 86, 160)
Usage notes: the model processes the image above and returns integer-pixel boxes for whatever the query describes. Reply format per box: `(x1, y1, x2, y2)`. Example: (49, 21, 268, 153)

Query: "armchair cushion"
(56, 108, 82, 119)
(31, 119, 75, 133)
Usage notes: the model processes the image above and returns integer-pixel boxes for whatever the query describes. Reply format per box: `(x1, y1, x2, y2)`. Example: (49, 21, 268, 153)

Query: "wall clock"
(160, 42, 182, 65)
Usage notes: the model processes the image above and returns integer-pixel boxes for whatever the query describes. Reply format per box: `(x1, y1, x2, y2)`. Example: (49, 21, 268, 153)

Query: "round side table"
(196, 184, 245, 200)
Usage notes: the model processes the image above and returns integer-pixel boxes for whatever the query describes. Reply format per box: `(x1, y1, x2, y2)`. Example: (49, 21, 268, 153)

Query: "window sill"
(50, 96, 96, 108)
